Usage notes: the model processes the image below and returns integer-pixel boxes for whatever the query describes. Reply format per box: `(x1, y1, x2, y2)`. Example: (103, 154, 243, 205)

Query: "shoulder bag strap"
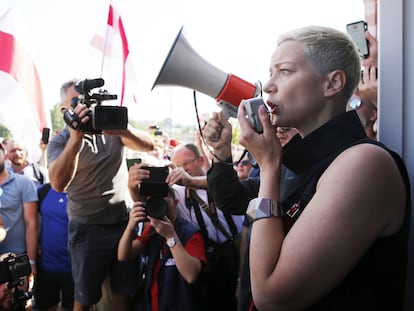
(185, 188, 209, 240)
(189, 189, 234, 241)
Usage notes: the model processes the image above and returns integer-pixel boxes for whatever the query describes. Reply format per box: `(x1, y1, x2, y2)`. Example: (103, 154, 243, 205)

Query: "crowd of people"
(0, 23, 411, 311)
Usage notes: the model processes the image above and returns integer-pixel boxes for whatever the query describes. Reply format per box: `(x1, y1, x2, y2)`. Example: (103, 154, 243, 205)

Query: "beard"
(0, 162, 5, 174)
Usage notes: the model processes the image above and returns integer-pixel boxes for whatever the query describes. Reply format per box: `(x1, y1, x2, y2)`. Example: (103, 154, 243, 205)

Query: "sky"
(0, 0, 365, 127)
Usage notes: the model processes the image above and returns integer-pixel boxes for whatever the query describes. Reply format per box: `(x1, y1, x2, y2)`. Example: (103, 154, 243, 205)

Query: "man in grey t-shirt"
(47, 79, 155, 311)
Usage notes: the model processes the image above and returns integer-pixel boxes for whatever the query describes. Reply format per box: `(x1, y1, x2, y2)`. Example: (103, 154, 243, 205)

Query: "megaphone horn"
(152, 26, 261, 117)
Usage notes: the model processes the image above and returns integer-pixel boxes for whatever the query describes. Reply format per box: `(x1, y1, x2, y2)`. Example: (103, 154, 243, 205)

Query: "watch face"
(167, 237, 176, 248)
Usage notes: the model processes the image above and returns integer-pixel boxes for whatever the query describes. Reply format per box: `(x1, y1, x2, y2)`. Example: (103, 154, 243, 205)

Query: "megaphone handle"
(221, 106, 234, 120)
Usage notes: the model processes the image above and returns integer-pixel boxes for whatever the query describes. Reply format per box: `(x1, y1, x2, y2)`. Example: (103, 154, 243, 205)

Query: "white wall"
(378, 0, 414, 310)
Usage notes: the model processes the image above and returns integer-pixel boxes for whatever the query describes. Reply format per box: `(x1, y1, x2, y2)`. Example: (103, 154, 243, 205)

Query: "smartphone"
(243, 97, 267, 134)
(346, 21, 369, 59)
(41, 127, 50, 144)
(126, 158, 142, 170)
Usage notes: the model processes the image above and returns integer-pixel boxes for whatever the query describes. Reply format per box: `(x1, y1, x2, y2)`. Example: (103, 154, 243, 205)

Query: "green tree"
(229, 118, 241, 144)
(50, 103, 65, 132)
(0, 124, 11, 139)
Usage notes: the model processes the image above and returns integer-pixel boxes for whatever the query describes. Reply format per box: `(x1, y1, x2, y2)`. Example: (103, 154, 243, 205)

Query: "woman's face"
(263, 40, 328, 136)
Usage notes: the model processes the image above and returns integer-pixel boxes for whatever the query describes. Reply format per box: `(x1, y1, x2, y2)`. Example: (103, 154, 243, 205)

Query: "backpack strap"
(32, 163, 44, 184)
(38, 183, 52, 205)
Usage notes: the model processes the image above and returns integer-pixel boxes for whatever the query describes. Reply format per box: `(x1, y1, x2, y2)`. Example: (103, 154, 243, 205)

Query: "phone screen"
(346, 21, 369, 58)
(126, 158, 142, 170)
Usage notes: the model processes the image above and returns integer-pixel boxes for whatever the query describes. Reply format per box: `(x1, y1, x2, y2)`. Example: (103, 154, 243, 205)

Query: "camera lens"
(145, 197, 168, 219)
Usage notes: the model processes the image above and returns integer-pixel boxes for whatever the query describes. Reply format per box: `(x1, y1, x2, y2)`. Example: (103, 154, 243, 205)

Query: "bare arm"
(118, 203, 146, 261)
(166, 167, 208, 190)
(24, 201, 38, 276)
(106, 125, 155, 152)
(48, 129, 83, 192)
(241, 106, 406, 310)
(151, 216, 203, 284)
(38, 140, 48, 168)
(167, 235, 202, 284)
(48, 104, 90, 192)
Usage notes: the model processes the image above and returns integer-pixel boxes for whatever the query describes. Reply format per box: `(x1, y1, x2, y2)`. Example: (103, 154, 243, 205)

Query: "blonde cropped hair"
(277, 25, 361, 101)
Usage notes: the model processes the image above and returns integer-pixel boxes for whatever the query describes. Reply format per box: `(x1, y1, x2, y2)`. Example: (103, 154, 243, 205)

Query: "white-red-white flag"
(0, 8, 50, 162)
(90, 2, 137, 107)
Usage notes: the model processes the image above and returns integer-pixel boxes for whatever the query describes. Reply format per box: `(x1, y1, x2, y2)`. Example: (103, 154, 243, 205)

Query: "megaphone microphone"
(152, 26, 261, 118)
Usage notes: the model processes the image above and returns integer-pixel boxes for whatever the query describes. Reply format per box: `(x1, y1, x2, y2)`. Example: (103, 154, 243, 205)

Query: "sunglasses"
(234, 160, 251, 167)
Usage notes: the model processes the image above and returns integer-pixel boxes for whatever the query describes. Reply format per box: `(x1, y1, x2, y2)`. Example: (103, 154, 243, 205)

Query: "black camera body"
(0, 253, 32, 310)
(63, 78, 128, 134)
(139, 166, 169, 219)
(0, 253, 31, 284)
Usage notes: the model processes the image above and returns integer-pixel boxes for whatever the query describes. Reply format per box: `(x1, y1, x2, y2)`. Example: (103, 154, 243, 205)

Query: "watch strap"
(247, 198, 282, 223)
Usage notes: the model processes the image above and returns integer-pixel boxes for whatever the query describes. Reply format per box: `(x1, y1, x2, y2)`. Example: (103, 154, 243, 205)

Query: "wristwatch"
(246, 198, 282, 223)
(166, 236, 180, 248)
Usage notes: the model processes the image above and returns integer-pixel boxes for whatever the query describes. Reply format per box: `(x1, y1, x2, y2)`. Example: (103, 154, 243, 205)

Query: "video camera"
(0, 253, 32, 310)
(63, 78, 128, 134)
(139, 166, 170, 219)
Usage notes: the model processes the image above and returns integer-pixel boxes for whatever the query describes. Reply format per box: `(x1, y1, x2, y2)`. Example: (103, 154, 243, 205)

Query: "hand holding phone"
(41, 127, 50, 144)
(346, 21, 369, 59)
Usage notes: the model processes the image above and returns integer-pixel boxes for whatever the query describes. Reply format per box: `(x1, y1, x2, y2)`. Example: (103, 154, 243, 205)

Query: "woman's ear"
(324, 70, 346, 97)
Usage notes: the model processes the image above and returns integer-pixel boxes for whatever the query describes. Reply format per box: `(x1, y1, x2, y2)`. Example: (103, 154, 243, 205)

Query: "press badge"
(165, 258, 176, 266)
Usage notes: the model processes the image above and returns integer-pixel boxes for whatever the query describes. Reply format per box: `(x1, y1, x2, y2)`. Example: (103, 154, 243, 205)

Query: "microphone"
(75, 78, 105, 94)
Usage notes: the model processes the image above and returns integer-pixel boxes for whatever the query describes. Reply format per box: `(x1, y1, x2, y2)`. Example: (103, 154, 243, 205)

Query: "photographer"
(47, 79, 155, 311)
(120, 168, 206, 311)
(0, 253, 33, 311)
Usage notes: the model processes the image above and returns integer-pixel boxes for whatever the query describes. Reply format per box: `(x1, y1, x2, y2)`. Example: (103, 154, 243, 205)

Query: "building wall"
(375, 0, 414, 310)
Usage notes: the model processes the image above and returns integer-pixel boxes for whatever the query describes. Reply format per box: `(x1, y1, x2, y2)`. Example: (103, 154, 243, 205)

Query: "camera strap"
(185, 188, 237, 241)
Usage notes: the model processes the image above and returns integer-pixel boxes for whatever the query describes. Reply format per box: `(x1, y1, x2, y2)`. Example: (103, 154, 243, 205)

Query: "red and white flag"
(0, 8, 50, 162)
(90, 2, 137, 107)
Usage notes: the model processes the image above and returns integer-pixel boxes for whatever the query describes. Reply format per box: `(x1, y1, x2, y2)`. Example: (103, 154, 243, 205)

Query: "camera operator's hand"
(166, 167, 193, 187)
(104, 126, 155, 152)
(128, 163, 151, 201)
(202, 111, 233, 162)
(65, 103, 91, 133)
(127, 202, 148, 231)
(148, 215, 175, 240)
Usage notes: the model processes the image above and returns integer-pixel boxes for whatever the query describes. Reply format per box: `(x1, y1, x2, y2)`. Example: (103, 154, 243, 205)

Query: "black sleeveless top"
(280, 111, 411, 310)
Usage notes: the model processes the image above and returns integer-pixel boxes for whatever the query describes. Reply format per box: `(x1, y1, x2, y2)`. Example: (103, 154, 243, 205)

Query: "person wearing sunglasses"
(233, 151, 253, 182)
